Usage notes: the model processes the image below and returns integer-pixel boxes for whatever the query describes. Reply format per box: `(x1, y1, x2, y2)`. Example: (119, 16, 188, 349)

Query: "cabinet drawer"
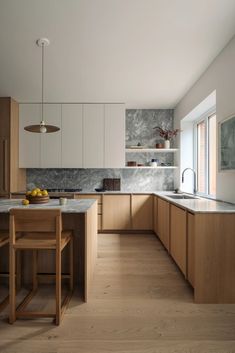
(75, 194, 102, 203)
(98, 215, 102, 231)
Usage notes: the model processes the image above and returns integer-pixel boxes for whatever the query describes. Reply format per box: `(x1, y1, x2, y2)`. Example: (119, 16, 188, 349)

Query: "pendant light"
(24, 38, 60, 133)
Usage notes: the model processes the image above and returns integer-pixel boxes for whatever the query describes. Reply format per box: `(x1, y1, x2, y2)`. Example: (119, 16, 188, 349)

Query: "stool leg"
(32, 250, 38, 291)
(16, 251, 22, 292)
(9, 247, 16, 324)
(55, 250, 61, 325)
(69, 238, 74, 292)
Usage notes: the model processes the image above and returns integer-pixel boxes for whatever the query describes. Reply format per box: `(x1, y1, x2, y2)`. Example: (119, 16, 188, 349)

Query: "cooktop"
(46, 188, 82, 193)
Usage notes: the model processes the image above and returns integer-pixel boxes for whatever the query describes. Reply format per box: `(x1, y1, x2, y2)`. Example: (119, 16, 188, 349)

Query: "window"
(194, 112, 216, 197)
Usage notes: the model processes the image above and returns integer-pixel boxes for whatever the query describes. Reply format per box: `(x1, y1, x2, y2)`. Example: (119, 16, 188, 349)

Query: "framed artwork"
(219, 114, 235, 171)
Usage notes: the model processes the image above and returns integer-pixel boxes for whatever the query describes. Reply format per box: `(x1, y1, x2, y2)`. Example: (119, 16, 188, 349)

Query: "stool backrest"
(10, 209, 62, 246)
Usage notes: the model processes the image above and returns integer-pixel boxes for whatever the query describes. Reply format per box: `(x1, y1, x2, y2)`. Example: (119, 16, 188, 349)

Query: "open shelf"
(125, 148, 178, 153)
(124, 166, 178, 169)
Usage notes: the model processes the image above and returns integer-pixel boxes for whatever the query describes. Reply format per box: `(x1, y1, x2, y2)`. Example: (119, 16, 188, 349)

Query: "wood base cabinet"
(156, 197, 170, 250)
(102, 195, 131, 230)
(131, 194, 153, 230)
(170, 204, 187, 276)
(187, 212, 195, 287)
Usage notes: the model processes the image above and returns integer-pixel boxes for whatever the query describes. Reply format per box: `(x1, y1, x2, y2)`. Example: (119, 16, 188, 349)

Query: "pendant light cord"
(41, 42, 44, 123)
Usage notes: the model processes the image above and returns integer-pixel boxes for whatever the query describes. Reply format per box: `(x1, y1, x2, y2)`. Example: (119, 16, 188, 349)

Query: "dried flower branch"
(153, 126, 180, 141)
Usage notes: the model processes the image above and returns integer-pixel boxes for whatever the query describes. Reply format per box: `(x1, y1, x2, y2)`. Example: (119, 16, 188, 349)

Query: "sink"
(167, 194, 198, 200)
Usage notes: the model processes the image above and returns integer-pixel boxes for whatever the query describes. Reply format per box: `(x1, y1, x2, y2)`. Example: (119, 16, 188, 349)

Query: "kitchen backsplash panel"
(27, 168, 174, 192)
(126, 109, 174, 147)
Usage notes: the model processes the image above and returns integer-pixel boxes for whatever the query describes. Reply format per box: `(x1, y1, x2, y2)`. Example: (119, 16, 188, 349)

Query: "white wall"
(174, 35, 235, 203)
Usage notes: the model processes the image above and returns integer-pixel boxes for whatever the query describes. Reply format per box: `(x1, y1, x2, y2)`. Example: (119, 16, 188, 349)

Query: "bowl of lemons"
(24, 188, 49, 204)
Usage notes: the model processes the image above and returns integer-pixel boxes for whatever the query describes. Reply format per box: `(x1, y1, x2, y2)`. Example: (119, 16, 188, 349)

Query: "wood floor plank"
(0, 233, 235, 353)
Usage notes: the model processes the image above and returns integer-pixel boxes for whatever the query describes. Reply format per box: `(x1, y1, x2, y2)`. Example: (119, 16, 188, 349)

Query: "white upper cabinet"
(19, 103, 125, 168)
(83, 104, 105, 168)
(40, 104, 62, 168)
(61, 104, 83, 168)
(19, 104, 41, 168)
(104, 104, 125, 168)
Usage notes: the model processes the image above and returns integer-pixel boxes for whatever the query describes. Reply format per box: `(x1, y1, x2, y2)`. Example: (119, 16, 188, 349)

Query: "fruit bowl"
(26, 194, 50, 204)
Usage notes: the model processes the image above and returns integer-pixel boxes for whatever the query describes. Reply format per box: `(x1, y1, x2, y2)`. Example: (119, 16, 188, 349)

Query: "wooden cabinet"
(102, 195, 131, 230)
(75, 194, 102, 231)
(131, 194, 153, 230)
(187, 212, 195, 287)
(83, 104, 104, 168)
(157, 197, 170, 250)
(41, 104, 62, 168)
(61, 104, 83, 167)
(154, 196, 158, 234)
(0, 98, 26, 197)
(170, 204, 187, 276)
(104, 104, 125, 168)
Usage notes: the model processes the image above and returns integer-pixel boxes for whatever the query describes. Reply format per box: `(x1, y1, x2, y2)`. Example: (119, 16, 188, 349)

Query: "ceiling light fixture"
(24, 38, 60, 133)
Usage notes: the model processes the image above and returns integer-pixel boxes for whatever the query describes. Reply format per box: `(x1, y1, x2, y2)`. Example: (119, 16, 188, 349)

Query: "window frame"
(193, 107, 216, 198)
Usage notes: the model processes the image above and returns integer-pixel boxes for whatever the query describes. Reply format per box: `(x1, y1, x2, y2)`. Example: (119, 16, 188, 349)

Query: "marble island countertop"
(0, 199, 97, 214)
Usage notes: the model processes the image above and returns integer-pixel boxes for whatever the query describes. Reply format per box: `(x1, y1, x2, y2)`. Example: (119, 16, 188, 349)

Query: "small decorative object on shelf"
(127, 161, 137, 166)
(155, 143, 164, 149)
(154, 126, 180, 149)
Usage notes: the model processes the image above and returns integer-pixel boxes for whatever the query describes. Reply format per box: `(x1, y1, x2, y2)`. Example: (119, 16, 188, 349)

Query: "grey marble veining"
(0, 199, 96, 213)
(26, 109, 176, 191)
(27, 168, 174, 192)
(126, 109, 174, 148)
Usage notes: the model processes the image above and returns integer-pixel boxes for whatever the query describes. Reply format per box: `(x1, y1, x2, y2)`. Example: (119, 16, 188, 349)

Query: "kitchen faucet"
(181, 168, 197, 195)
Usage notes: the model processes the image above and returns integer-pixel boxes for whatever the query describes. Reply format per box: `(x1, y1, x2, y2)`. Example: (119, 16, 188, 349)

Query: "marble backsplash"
(27, 168, 174, 192)
(26, 109, 175, 191)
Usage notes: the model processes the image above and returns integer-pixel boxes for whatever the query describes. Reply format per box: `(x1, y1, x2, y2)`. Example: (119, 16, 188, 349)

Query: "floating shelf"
(124, 166, 178, 169)
(125, 148, 178, 153)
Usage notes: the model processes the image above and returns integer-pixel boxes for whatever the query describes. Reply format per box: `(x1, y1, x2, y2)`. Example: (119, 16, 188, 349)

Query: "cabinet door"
(103, 195, 131, 230)
(41, 104, 62, 168)
(132, 194, 153, 230)
(61, 104, 83, 167)
(187, 212, 195, 287)
(154, 196, 158, 234)
(0, 138, 9, 196)
(104, 104, 125, 167)
(170, 204, 187, 275)
(83, 104, 104, 168)
(19, 104, 41, 168)
(157, 198, 170, 250)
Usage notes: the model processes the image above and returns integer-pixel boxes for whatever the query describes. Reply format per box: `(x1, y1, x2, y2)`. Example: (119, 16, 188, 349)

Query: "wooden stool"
(9, 209, 74, 325)
(0, 232, 21, 312)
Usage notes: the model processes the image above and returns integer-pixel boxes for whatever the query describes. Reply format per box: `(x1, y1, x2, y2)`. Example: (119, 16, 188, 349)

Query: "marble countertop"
(155, 192, 235, 213)
(0, 199, 96, 214)
(10, 191, 235, 213)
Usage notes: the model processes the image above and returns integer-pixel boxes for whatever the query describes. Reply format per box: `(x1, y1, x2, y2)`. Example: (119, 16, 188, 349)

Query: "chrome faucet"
(181, 168, 197, 195)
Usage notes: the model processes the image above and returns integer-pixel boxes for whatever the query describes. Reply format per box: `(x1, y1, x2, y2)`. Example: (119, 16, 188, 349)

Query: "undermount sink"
(167, 194, 198, 200)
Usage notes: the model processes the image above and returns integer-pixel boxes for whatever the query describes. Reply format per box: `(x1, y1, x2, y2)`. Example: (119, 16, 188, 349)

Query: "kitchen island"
(0, 199, 98, 302)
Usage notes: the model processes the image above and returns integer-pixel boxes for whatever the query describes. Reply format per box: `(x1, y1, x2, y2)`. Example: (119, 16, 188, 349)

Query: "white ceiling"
(0, 0, 235, 108)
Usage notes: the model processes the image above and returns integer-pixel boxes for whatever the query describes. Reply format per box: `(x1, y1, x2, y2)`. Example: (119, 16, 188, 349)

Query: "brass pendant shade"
(24, 38, 60, 134)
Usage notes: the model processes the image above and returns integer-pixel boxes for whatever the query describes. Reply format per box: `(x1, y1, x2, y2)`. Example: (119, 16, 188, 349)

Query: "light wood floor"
(0, 233, 235, 353)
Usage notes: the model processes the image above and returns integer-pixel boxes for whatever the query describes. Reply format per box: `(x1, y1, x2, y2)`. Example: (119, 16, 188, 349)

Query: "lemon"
(42, 190, 48, 196)
(35, 188, 41, 193)
(31, 190, 37, 197)
(22, 199, 29, 206)
(37, 192, 42, 197)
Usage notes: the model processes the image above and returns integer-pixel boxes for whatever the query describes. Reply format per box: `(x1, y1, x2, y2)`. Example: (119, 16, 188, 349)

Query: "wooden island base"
(0, 201, 97, 302)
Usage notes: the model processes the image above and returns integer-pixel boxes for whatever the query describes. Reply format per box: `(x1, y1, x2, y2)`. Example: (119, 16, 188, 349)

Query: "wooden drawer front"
(98, 204, 102, 215)
(170, 205, 187, 276)
(75, 194, 102, 203)
(98, 215, 102, 230)
(131, 194, 153, 230)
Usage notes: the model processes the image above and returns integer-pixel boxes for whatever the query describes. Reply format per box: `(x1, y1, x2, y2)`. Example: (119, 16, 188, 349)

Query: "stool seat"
(14, 231, 72, 250)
